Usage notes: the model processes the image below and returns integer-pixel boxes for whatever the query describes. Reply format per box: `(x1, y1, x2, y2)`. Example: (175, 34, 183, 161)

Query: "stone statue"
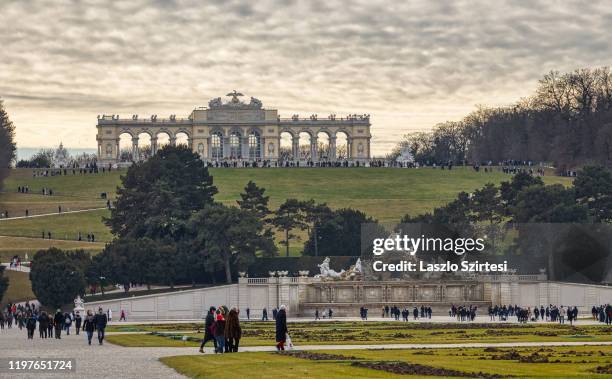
(354, 258, 363, 274)
(227, 90, 244, 104)
(316, 257, 345, 279)
(249, 97, 263, 109)
(208, 97, 223, 108)
(74, 295, 85, 312)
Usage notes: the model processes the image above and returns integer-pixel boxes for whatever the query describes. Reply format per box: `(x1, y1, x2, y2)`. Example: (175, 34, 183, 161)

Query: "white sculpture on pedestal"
(316, 257, 345, 279)
(74, 295, 85, 313)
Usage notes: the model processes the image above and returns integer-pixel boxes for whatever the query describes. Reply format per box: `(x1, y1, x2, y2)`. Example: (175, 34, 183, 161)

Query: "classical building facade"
(96, 91, 371, 165)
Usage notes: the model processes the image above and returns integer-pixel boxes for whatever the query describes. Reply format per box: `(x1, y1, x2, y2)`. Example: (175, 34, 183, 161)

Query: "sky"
(2, 0, 612, 156)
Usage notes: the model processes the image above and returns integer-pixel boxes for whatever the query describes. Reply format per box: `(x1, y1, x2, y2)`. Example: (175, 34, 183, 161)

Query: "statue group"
(316, 257, 362, 280)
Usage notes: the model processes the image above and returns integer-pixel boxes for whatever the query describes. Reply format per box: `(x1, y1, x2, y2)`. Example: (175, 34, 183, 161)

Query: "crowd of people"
(30, 162, 111, 177)
(486, 304, 589, 324)
(592, 304, 612, 324)
(2, 302, 109, 346)
(198, 304, 289, 353)
(450, 304, 478, 321)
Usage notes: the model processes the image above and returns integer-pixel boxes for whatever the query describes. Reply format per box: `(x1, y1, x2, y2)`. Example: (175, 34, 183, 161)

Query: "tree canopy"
(106, 145, 217, 241)
(30, 248, 87, 309)
(391, 67, 612, 170)
(0, 99, 16, 190)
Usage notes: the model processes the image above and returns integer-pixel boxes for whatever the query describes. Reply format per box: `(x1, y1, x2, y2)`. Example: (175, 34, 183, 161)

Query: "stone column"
(187, 137, 193, 149)
(132, 137, 139, 162)
(115, 139, 120, 161)
(170, 136, 177, 146)
(329, 136, 337, 160)
(311, 136, 318, 161)
(242, 136, 250, 160)
(151, 137, 158, 156)
(223, 137, 230, 159)
(292, 137, 300, 161)
(347, 138, 352, 159)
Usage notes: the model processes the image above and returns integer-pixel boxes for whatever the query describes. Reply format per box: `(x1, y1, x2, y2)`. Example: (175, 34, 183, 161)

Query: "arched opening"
(229, 131, 241, 159)
(248, 130, 261, 160)
(175, 132, 189, 147)
(298, 131, 312, 160)
(156, 132, 171, 152)
(118, 132, 133, 162)
(317, 131, 330, 161)
(211, 132, 223, 160)
(137, 132, 152, 161)
(335, 131, 349, 159)
(280, 131, 294, 160)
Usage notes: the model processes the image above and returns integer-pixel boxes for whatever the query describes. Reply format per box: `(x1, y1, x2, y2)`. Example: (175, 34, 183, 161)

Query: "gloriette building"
(96, 91, 371, 165)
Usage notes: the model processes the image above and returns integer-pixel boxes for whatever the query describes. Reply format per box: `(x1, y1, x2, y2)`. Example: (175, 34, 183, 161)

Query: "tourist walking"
(213, 312, 226, 354)
(83, 310, 96, 345)
(225, 308, 242, 352)
(64, 312, 72, 335)
(94, 307, 107, 345)
(74, 311, 82, 335)
(26, 312, 37, 339)
(199, 307, 217, 353)
(38, 311, 49, 338)
(275, 305, 288, 351)
(53, 309, 64, 339)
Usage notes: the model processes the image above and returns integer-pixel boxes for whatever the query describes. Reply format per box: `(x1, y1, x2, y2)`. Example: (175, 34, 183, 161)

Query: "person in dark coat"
(74, 311, 82, 335)
(82, 310, 96, 345)
(38, 311, 49, 338)
(225, 308, 242, 352)
(275, 305, 288, 351)
(199, 306, 217, 353)
(26, 312, 37, 339)
(53, 309, 64, 339)
(93, 307, 107, 345)
(47, 317, 54, 338)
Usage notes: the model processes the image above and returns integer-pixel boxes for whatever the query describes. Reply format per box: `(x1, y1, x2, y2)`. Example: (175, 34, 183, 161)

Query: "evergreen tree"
(189, 203, 275, 283)
(106, 145, 217, 241)
(304, 208, 375, 257)
(0, 99, 16, 190)
(272, 199, 308, 257)
(0, 266, 8, 304)
(30, 248, 86, 309)
(237, 181, 270, 219)
(574, 166, 612, 222)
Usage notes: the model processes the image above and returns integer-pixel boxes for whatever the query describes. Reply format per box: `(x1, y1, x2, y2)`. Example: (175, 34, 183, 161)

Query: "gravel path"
(0, 327, 189, 379)
(2, 325, 611, 378)
(0, 207, 106, 222)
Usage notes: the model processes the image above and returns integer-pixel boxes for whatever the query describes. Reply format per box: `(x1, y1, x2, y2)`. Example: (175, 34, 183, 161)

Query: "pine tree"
(237, 180, 270, 219)
(0, 99, 17, 190)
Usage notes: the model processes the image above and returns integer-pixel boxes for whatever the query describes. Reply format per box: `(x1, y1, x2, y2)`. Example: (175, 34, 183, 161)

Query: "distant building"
(96, 91, 371, 165)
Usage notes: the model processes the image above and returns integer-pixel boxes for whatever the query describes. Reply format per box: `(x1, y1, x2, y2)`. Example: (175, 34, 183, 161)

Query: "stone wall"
(84, 277, 612, 320)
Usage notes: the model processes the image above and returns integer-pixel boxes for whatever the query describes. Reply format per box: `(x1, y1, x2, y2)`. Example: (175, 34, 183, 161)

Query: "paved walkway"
(1, 326, 612, 378)
(106, 315, 605, 325)
(0, 207, 106, 222)
(1, 264, 30, 273)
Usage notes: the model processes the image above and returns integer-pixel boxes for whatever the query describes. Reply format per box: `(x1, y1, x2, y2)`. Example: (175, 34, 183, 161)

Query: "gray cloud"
(1, 0, 611, 154)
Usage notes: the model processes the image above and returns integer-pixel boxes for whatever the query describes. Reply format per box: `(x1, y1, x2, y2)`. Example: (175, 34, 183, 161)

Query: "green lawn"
(0, 167, 572, 245)
(105, 322, 612, 347)
(0, 209, 112, 241)
(0, 235, 105, 262)
(160, 345, 612, 378)
(2, 270, 35, 305)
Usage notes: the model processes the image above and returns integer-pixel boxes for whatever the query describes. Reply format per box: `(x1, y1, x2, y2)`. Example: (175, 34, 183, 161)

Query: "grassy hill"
(0, 167, 572, 250)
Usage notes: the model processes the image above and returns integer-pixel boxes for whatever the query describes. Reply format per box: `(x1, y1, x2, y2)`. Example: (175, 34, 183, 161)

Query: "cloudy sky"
(1, 0, 611, 155)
